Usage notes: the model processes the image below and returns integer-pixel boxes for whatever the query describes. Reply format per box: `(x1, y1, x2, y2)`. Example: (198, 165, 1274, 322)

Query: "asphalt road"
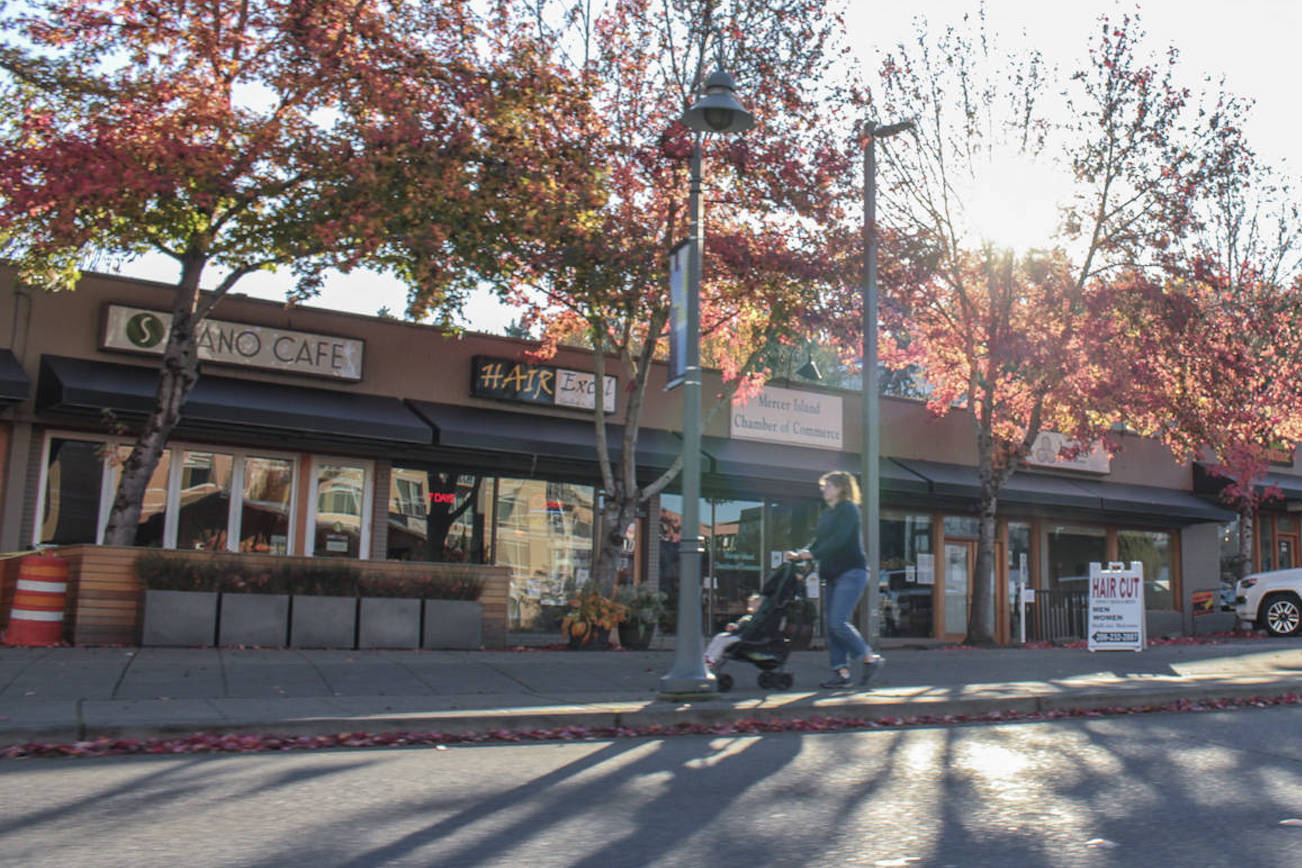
(2, 706, 1301, 867)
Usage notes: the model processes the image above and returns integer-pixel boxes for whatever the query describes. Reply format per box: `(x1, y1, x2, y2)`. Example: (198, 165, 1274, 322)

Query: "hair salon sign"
(471, 355, 617, 414)
(101, 304, 364, 381)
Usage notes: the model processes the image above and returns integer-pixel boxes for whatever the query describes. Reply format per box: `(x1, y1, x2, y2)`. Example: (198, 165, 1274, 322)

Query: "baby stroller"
(712, 560, 812, 692)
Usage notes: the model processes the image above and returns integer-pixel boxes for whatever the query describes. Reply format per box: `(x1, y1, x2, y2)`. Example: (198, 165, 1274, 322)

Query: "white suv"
(1235, 569, 1302, 636)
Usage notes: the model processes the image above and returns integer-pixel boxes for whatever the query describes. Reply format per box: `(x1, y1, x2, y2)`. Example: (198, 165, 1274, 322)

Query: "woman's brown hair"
(819, 471, 861, 505)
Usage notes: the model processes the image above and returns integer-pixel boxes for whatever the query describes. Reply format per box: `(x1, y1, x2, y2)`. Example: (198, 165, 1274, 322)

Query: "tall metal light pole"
(659, 69, 755, 698)
(860, 119, 913, 643)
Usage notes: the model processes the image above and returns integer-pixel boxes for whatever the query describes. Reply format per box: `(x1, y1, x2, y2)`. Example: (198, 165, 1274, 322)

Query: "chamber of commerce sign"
(101, 304, 364, 381)
(731, 385, 843, 451)
(471, 356, 617, 414)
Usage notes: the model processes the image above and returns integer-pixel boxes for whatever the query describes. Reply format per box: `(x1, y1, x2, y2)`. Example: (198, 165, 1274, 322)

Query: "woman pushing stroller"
(787, 470, 885, 689)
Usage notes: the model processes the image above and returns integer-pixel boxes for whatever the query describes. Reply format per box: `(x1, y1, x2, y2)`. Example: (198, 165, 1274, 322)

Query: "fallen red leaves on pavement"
(4, 691, 1300, 760)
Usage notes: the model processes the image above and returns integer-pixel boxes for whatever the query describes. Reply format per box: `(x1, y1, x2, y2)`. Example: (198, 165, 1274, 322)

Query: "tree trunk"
(102, 260, 205, 546)
(967, 470, 999, 646)
(592, 493, 637, 594)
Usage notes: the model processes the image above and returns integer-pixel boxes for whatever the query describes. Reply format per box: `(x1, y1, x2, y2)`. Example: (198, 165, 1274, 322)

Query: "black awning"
(406, 399, 684, 470)
(1076, 478, 1237, 523)
(0, 348, 31, 407)
(699, 437, 929, 496)
(37, 355, 432, 444)
(1195, 462, 1302, 505)
(896, 457, 1232, 524)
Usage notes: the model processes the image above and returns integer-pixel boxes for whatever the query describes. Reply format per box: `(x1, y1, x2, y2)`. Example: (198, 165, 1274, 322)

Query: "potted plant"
(561, 583, 626, 649)
(614, 584, 666, 650)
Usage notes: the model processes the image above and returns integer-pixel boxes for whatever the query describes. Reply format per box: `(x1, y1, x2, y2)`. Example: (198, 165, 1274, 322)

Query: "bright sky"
(108, 0, 1301, 333)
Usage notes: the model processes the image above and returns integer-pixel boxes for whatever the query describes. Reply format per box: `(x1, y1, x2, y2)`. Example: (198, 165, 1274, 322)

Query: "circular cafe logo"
(124, 312, 165, 349)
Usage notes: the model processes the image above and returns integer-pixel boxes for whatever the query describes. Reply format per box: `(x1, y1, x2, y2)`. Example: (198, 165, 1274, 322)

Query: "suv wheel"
(1261, 593, 1302, 637)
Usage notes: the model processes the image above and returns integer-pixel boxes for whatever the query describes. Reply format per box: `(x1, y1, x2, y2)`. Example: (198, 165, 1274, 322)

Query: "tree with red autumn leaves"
(443, 0, 870, 592)
(1089, 76, 1302, 584)
(867, 12, 1259, 643)
(0, 0, 586, 545)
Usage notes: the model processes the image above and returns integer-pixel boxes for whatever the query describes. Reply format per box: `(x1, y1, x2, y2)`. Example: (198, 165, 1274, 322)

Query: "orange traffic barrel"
(3, 553, 68, 646)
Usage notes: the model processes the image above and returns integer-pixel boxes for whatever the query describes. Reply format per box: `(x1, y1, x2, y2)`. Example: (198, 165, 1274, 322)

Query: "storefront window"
(704, 499, 763, 632)
(1261, 518, 1275, 572)
(943, 516, 980, 538)
(114, 445, 171, 548)
(881, 511, 935, 638)
(1047, 525, 1105, 590)
(175, 451, 232, 551)
(240, 457, 294, 554)
(1117, 529, 1175, 610)
(312, 463, 368, 558)
(36, 434, 299, 553)
(386, 468, 488, 563)
(39, 438, 104, 545)
(496, 478, 595, 631)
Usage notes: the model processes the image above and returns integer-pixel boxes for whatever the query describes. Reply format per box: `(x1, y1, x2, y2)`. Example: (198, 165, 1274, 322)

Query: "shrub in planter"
(614, 585, 667, 650)
(561, 584, 626, 649)
(357, 571, 483, 601)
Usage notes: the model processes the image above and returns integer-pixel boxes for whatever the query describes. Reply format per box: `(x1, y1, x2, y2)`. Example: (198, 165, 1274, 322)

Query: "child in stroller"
(709, 559, 812, 692)
(704, 593, 763, 669)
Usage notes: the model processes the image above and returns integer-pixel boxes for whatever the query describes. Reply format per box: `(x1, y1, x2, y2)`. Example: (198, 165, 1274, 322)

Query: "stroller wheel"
(777, 672, 794, 690)
(757, 671, 775, 690)
(716, 672, 734, 693)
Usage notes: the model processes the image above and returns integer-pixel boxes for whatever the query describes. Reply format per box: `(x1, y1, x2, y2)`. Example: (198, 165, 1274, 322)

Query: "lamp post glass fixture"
(660, 69, 755, 697)
(860, 119, 913, 643)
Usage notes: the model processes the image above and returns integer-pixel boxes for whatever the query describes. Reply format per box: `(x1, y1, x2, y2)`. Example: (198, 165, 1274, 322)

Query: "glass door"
(942, 541, 975, 640)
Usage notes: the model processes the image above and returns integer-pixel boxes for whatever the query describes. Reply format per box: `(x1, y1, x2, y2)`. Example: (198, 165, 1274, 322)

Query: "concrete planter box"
(358, 597, 421, 649)
(423, 600, 483, 649)
(219, 594, 289, 647)
(291, 595, 358, 649)
(142, 589, 218, 647)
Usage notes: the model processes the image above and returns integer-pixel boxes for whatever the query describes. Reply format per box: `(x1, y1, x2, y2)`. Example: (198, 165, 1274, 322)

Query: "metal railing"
(1027, 588, 1089, 643)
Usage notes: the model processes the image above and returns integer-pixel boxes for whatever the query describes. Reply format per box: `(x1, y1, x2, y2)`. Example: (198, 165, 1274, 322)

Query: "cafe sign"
(471, 355, 617, 414)
(101, 304, 364, 381)
(731, 385, 843, 451)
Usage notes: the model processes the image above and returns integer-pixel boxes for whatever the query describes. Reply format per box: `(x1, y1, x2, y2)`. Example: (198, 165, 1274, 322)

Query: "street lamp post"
(860, 119, 913, 644)
(659, 69, 755, 698)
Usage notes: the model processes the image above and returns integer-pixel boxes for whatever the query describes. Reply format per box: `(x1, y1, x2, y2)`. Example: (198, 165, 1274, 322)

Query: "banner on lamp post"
(666, 239, 690, 391)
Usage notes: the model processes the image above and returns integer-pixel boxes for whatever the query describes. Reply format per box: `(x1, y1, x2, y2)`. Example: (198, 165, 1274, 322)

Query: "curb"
(6, 681, 1302, 748)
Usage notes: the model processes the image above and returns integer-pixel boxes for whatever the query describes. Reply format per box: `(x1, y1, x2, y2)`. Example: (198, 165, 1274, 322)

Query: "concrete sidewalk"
(4, 638, 1302, 745)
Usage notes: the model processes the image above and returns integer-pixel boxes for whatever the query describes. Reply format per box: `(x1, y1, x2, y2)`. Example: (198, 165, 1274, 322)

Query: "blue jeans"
(825, 568, 870, 671)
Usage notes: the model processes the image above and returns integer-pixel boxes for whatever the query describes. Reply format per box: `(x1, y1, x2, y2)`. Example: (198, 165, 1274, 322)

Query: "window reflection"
(386, 469, 487, 563)
(881, 511, 935, 638)
(1117, 529, 1174, 609)
(241, 457, 293, 554)
(495, 479, 594, 631)
(175, 451, 232, 551)
(314, 464, 365, 558)
(40, 438, 103, 545)
(1047, 525, 1106, 590)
